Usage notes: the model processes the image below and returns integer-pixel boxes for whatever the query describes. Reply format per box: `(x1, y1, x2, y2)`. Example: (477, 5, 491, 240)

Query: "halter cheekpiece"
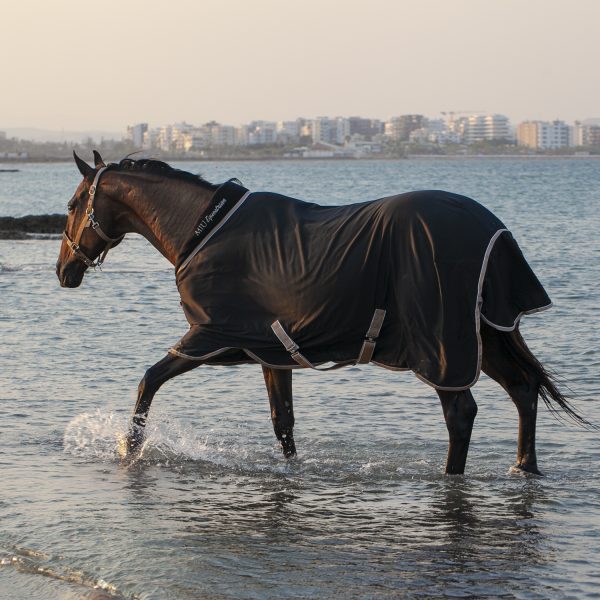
(63, 166, 125, 269)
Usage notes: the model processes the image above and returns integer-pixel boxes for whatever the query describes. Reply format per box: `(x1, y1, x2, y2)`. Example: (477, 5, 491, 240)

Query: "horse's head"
(56, 151, 125, 287)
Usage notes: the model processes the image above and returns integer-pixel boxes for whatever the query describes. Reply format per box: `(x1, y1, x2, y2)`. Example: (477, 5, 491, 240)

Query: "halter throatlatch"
(63, 166, 125, 269)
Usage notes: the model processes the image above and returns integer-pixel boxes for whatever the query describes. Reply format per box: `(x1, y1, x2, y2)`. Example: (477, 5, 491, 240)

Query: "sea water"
(0, 158, 599, 599)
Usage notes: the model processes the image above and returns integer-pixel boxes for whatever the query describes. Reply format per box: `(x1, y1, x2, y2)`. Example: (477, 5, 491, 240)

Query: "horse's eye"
(67, 202, 75, 213)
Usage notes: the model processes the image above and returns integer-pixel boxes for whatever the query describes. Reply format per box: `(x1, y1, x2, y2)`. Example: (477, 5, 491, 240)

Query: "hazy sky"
(2, 0, 598, 132)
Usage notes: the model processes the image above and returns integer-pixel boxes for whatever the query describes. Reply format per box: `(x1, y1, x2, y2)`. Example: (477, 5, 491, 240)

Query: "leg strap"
(271, 308, 386, 369)
(271, 321, 345, 370)
(357, 308, 386, 364)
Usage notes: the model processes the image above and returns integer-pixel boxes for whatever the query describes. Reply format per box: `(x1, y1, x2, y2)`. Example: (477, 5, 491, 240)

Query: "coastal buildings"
(572, 121, 600, 149)
(122, 112, 598, 157)
(517, 120, 570, 150)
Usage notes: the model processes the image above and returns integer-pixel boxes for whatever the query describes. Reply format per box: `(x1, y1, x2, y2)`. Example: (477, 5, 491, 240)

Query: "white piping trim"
(243, 349, 354, 370)
(244, 349, 306, 369)
(168, 346, 234, 361)
(177, 190, 252, 275)
(169, 345, 354, 370)
(481, 302, 553, 332)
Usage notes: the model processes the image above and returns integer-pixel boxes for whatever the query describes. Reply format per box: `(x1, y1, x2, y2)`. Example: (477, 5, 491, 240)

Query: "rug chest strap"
(356, 308, 386, 364)
(271, 308, 386, 370)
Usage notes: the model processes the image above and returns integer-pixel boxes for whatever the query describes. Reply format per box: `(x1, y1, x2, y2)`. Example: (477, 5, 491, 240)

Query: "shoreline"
(1, 154, 600, 164)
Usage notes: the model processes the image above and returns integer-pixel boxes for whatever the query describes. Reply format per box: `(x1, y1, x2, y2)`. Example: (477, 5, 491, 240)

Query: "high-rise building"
(384, 115, 426, 141)
(347, 117, 382, 140)
(312, 117, 333, 144)
(127, 123, 148, 148)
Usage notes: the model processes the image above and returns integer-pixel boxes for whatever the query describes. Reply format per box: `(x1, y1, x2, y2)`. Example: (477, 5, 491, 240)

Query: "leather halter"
(63, 166, 125, 268)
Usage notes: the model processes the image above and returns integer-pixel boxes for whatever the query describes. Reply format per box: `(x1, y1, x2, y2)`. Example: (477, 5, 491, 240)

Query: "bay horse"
(56, 151, 586, 474)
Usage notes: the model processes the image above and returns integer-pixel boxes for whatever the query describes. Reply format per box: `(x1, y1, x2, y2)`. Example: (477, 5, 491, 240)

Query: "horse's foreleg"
(123, 353, 200, 457)
(437, 389, 478, 475)
(262, 366, 296, 458)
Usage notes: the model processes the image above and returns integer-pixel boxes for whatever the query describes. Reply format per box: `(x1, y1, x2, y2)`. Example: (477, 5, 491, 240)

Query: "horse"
(56, 151, 586, 475)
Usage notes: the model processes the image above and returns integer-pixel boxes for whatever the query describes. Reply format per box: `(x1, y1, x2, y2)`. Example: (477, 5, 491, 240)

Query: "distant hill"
(1, 127, 124, 143)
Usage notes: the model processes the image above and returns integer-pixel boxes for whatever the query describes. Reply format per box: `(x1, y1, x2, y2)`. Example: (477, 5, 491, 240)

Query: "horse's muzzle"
(56, 259, 86, 288)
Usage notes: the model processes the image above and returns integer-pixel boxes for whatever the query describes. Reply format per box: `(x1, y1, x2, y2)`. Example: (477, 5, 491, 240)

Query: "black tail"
(506, 327, 592, 428)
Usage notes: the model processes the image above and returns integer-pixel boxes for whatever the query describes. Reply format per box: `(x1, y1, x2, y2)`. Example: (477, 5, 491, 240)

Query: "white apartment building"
(408, 119, 450, 144)
(247, 121, 277, 145)
(572, 121, 600, 147)
(460, 114, 511, 144)
(517, 120, 571, 150)
(311, 117, 353, 145)
(155, 125, 174, 152)
(202, 122, 236, 146)
(276, 119, 307, 143)
(311, 117, 332, 144)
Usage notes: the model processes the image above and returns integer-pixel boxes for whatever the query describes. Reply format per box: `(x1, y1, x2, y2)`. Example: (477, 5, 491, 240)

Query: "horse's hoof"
(511, 463, 544, 477)
(117, 429, 145, 462)
(280, 435, 297, 459)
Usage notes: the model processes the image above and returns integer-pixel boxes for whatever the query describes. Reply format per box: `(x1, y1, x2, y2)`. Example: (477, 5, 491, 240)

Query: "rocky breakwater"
(0, 214, 66, 239)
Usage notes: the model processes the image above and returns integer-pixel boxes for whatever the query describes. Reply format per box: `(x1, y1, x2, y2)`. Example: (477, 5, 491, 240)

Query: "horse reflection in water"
(56, 152, 588, 475)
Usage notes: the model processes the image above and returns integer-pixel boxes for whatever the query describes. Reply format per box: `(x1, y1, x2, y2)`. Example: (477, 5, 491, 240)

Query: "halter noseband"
(63, 166, 125, 269)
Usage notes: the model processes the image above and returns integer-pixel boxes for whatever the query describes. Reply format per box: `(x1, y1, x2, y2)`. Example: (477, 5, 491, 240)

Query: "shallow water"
(1, 158, 599, 598)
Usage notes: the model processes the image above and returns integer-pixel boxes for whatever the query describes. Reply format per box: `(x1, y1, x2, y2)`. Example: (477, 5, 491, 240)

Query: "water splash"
(62, 409, 447, 484)
(63, 409, 283, 472)
(63, 410, 129, 461)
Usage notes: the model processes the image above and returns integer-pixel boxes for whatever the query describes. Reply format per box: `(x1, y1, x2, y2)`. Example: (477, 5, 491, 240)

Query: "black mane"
(108, 158, 216, 189)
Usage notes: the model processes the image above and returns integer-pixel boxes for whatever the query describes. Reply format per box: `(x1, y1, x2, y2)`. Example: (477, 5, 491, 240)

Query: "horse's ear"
(73, 151, 94, 178)
(92, 150, 106, 168)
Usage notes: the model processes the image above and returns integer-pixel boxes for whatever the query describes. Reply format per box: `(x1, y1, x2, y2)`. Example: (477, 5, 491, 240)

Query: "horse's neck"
(116, 174, 216, 265)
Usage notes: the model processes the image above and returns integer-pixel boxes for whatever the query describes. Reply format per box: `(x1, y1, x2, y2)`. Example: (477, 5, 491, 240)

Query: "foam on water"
(0, 544, 130, 599)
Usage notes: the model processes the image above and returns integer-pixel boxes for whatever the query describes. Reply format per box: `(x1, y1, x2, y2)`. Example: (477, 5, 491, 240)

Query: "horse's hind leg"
(437, 389, 478, 474)
(262, 366, 296, 458)
(481, 323, 541, 475)
(123, 353, 200, 457)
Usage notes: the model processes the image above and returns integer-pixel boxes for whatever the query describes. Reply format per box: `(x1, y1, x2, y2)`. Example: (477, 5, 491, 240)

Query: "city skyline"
(4, 111, 600, 146)
(2, 0, 599, 132)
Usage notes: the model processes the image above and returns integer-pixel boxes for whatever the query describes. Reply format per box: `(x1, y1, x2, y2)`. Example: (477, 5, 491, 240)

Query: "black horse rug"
(170, 183, 551, 390)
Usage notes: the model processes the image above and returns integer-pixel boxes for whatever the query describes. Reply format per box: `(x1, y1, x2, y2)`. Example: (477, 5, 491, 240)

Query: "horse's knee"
(138, 367, 160, 397)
